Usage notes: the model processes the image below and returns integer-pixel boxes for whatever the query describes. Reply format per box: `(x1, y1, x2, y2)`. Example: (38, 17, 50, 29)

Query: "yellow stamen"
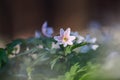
(63, 37, 68, 42)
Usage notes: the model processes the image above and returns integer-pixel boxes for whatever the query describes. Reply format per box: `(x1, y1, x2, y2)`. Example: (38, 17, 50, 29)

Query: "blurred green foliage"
(0, 48, 8, 68)
(0, 36, 100, 80)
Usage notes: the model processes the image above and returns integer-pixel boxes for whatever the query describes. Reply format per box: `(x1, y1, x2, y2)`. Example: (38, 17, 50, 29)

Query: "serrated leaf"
(65, 63, 80, 80)
(65, 46, 72, 56)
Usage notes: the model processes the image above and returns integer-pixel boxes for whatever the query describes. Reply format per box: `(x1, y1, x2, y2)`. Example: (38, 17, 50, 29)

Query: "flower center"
(63, 37, 68, 42)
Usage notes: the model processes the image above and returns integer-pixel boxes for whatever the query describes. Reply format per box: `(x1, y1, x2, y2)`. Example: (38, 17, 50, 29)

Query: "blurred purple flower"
(42, 21, 53, 37)
(35, 30, 41, 38)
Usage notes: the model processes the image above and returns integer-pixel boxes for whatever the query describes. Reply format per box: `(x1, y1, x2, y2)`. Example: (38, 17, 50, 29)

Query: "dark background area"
(0, 0, 120, 39)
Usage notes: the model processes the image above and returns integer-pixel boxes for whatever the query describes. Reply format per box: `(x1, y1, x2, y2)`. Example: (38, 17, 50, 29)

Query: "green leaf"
(50, 57, 59, 70)
(6, 39, 23, 47)
(6, 39, 24, 55)
(71, 42, 88, 51)
(26, 67, 34, 80)
(65, 63, 80, 80)
(64, 46, 72, 56)
(64, 42, 88, 56)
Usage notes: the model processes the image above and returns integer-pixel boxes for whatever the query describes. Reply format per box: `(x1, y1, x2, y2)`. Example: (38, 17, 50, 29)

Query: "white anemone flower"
(54, 28, 76, 47)
(42, 21, 53, 37)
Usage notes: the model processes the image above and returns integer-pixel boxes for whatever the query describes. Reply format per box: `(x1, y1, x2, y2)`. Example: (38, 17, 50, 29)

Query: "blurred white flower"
(80, 44, 99, 53)
(84, 34, 99, 50)
(85, 34, 97, 44)
(37, 45, 43, 49)
(35, 30, 41, 38)
(31, 54, 38, 60)
(9, 44, 21, 58)
(90, 44, 99, 50)
(42, 21, 53, 37)
(9, 54, 16, 58)
(71, 32, 84, 43)
(80, 45, 90, 53)
(71, 32, 79, 36)
(54, 28, 76, 47)
(77, 36, 84, 44)
(26, 47, 30, 51)
(52, 42, 60, 49)
(12, 44, 21, 54)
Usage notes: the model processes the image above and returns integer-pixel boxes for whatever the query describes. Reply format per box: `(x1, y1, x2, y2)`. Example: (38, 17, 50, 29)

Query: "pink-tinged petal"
(67, 41, 73, 45)
(54, 27, 76, 47)
(69, 36, 76, 41)
(63, 43, 67, 47)
(64, 28, 71, 37)
(60, 28, 64, 36)
(58, 41, 63, 44)
(54, 36, 61, 41)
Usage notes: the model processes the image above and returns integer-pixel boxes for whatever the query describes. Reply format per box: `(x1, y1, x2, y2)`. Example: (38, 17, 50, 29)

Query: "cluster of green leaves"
(0, 37, 57, 79)
(49, 63, 101, 80)
(50, 42, 97, 71)
(65, 63, 100, 80)
(0, 35, 99, 80)
(0, 39, 23, 69)
(6, 39, 23, 55)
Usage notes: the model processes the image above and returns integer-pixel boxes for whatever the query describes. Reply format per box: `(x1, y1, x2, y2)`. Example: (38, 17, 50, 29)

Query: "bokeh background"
(0, 0, 120, 39)
(1, 0, 120, 79)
